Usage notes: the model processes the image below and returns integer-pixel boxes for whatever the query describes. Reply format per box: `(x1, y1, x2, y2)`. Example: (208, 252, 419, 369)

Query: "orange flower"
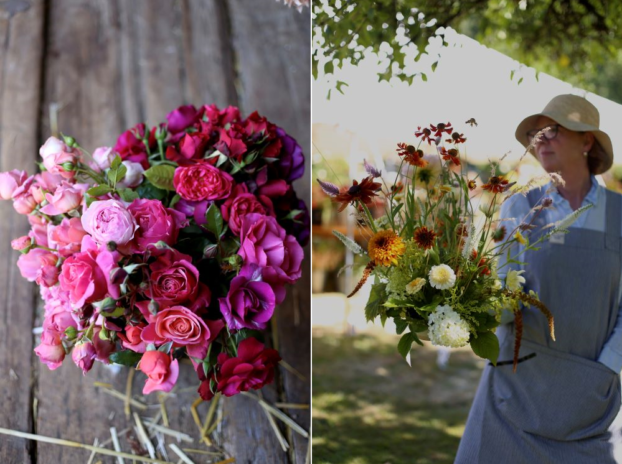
(368, 230, 406, 267)
(431, 122, 453, 137)
(397, 143, 428, 167)
(413, 226, 437, 250)
(333, 176, 382, 212)
(414, 127, 434, 144)
(440, 147, 461, 166)
(482, 175, 510, 193)
(446, 132, 466, 144)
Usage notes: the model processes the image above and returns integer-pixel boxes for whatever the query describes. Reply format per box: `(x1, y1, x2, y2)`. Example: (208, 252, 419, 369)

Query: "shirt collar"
(548, 175, 600, 208)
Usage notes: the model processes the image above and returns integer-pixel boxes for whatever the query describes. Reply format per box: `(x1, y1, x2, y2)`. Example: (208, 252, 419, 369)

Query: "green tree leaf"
(205, 203, 225, 240)
(398, 332, 415, 359)
(470, 331, 500, 365)
(364, 281, 387, 322)
(144, 165, 176, 191)
(110, 350, 143, 367)
(87, 185, 113, 197)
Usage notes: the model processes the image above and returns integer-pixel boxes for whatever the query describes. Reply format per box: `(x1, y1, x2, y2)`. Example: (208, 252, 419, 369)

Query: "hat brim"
(515, 112, 614, 175)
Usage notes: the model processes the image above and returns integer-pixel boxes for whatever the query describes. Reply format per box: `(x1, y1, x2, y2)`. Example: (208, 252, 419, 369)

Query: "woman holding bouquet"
(456, 94, 622, 462)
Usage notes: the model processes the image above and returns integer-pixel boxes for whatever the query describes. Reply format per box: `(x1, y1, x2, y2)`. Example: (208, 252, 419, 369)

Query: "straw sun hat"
(515, 94, 613, 175)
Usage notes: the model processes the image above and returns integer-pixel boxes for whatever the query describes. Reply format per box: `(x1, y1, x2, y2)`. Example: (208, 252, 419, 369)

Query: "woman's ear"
(583, 132, 595, 153)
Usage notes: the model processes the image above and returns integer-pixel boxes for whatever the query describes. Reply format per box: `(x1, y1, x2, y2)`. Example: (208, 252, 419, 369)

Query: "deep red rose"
(173, 162, 234, 202)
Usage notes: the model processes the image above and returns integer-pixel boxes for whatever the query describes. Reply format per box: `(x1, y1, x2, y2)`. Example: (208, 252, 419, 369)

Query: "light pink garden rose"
(81, 199, 138, 246)
(128, 199, 187, 250)
(28, 215, 50, 247)
(48, 217, 88, 257)
(0, 170, 28, 200)
(17, 248, 59, 287)
(141, 306, 210, 361)
(139, 350, 179, 394)
(11, 235, 32, 251)
(13, 194, 37, 215)
(238, 213, 304, 284)
(41, 182, 87, 215)
(117, 161, 145, 188)
(92, 146, 116, 170)
(72, 342, 96, 374)
(58, 247, 107, 308)
(34, 330, 65, 370)
(39, 136, 79, 179)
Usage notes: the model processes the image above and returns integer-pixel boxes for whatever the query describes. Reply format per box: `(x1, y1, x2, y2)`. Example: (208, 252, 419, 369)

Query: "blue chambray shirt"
(497, 175, 622, 373)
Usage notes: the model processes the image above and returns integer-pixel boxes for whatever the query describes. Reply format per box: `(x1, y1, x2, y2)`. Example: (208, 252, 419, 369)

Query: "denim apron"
(456, 186, 622, 463)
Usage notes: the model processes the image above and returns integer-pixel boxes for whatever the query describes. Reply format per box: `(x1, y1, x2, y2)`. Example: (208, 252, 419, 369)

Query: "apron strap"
(605, 189, 621, 250)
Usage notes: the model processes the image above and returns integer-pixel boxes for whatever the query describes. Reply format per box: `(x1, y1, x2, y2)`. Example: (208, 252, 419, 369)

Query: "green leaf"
(332, 230, 364, 255)
(409, 319, 428, 334)
(169, 194, 181, 209)
(100, 306, 125, 318)
(158, 341, 173, 353)
(395, 318, 408, 335)
(470, 331, 500, 365)
(136, 181, 167, 201)
(116, 163, 128, 183)
(398, 332, 415, 359)
(87, 185, 113, 197)
(364, 281, 387, 322)
(144, 165, 177, 191)
(205, 203, 225, 239)
(111, 155, 123, 170)
(472, 311, 499, 331)
(110, 350, 143, 367)
(118, 188, 140, 202)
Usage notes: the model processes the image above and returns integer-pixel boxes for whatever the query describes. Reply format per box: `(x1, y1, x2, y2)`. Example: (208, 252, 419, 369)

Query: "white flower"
(506, 269, 526, 292)
(428, 305, 471, 348)
(428, 264, 456, 290)
(406, 278, 426, 295)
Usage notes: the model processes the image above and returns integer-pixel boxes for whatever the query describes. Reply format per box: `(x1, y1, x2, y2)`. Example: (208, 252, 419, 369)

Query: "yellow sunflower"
(368, 230, 405, 267)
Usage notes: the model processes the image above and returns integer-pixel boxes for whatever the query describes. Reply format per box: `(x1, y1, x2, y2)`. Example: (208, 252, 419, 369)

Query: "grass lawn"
(312, 327, 485, 464)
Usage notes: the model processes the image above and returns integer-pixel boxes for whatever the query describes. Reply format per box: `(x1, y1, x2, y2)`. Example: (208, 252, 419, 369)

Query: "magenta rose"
(34, 330, 66, 370)
(139, 350, 179, 394)
(238, 213, 304, 284)
(128, 199, 187, 250)
(167, 104, 201, 135)
(141, 306, 210, 361)
(200, 337, 281, 399)
(221, 184, 274, 235)
(113, 123, 155, 169)
(144, 247, 211, 311)
(173, 162, 234, 201)
(219, 264, 276, 330)
(72, 342, 96, 375)
(82, 199, 138, 246)
(58, 248, 107, 308)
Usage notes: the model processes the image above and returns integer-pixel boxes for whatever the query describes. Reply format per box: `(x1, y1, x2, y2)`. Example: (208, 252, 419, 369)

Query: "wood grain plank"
(227, 1, 311, 462)
(0, 1, 44, 462)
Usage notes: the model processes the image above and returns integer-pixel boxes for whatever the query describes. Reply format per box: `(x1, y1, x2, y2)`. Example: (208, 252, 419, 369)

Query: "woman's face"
(532, 116, 593, 175)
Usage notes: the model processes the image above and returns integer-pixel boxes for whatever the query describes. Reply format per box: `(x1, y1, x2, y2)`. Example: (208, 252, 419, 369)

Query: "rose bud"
(72, 342, 96, 375)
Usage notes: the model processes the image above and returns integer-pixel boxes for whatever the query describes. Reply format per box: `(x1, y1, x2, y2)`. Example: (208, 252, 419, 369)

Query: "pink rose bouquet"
(0, 104, 308, 399)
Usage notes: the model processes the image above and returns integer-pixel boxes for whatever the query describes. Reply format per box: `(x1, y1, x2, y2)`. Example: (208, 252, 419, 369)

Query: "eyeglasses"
(526, 124, 561, 143)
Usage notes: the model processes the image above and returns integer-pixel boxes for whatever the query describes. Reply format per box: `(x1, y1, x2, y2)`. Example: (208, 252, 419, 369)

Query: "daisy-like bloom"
(514, 230, 527, 245)
(439, 147, 461, 166)
(446, 132, 467, 144)
(414, 226, 437, 250)
(428, 264, 456, 290)
(492, 226, 507, 242)
(405, 277, 426, 295)
(333, 176, 382, 212)
(482, 175, 509, 193)
(396, 143, 428, 167)
(428, 305, 471, 348)
(368, 230, 406, 267)
(467, 179, 477, 190)
(506, 269, 526, 292)
(430, 122, 453, 137)
(414, 127, 434, 144)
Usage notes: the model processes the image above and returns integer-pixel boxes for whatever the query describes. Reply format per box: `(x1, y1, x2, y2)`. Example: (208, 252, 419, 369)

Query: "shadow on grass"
(312, 330, 484, 464)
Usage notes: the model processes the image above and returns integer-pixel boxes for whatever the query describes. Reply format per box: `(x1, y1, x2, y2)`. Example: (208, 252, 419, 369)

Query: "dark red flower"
(470, 250, 491, 276)
(492, 226, 507, 242)
(413, 226, 437, 250)
(482, 175, 510, 193)
(446, 132, 466, 144)
(440, 147, 461, 166)
(414, 127, 434, 144)
(333, 176, 382, 212)
(430, 122, 453, 137)
(397, 143, 428, 167)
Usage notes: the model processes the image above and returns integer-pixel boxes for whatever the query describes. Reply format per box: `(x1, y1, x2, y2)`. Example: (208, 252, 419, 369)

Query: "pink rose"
(34, 330, 66, 370)
(13, 194, 37, 215)
(11, 235, 32, 251)
(17, 248, 59, 286)
(139, 350, 179, 394)
(258, 180, 290, 198)
(39, 136, 79, 178)
(221, 184, 274, 235)
(28, 215, 50, 247)
(41, 182, 87, 215)
(48, 217, 88, 257)
(58, 249, 107, 308)
(93, 327, 116, 363)
(72, 342, 96, 374)
(92, 147, 116, 170)
(0, 170, 28, 200)
(173, 162, 234, 201)
(166, 104, 201, 135)
(238, 213, 304, 284)
(128, 199, 187, 250)
(42, 305, 77, 334)
(144, 247, 211, 312)
(141, 306, 210, 361)
(118, 161, 144, 188)
(81, 199, 138, 246)
(118, 325, 146, 353)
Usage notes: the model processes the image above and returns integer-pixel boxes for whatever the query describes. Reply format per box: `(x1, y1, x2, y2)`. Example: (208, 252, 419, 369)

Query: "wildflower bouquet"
(318, 121, 563, 370)
(1, 103, 308, 399)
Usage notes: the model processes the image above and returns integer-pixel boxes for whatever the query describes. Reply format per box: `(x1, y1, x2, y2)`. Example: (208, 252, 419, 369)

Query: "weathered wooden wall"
(0, 0, 310, 463)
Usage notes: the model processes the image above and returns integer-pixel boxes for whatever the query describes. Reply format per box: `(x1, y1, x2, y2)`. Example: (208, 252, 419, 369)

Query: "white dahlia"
(427, 305, 471, 348)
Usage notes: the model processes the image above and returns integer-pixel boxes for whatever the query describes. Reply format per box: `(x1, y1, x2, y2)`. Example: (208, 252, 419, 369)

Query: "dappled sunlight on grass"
(312, 328, 485, 464)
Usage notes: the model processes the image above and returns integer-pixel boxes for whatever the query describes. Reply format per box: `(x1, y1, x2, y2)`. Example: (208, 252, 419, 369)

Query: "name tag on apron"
(549, 233, 565, 245)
